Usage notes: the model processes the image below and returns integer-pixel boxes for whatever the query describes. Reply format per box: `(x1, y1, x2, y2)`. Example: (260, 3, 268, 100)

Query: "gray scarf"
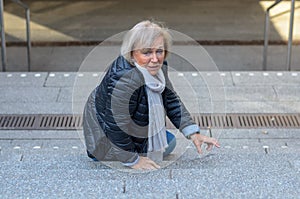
(135, 63, 168, 152)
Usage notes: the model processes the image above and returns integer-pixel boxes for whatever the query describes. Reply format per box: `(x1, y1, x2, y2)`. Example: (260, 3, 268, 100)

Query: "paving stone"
(0, 152, 23, 162)
(274, 86, 300, 101)
(222, 101, 300, 113)
(172, 153, 300, 178)
(182, 100, 300, 113)
(259, 139, 298, 147)
(11, 140, 44, 150)
(282, 140, 300, 148)
(0, 174, 123, 198)
(0, 72, 48, 87)
(0, 102, 81, 114)
(218, 138, 261, 148)
(221, 139, 300, 154)
(172, 86, 214, 100)
(224, 86, 277, 101)
(170, 167, 299, 198)
(213, 129, 300, 140)
(41, 139, 85, 150)
(0, 140, 12, 147)
(232, 72, 300, 86)
(57, 87, 95, 102)
(0, 154, 95, 170)
(291, 160, 300, 172)
(169, 72, 234, 87)
(0, 130, 82, 139)
(175, 86, 276, 102)
(125, 178, 177, 196)
(72, 72, 105, 86)
(183, 100, 228, 114)
(45, 72, 104, 87)
(1, 148, 299, 198)
(0, 87, 60, 103)
(44, 72, 77, 87)
(175, 86, 227, 103)
(4, 140, 85, 156)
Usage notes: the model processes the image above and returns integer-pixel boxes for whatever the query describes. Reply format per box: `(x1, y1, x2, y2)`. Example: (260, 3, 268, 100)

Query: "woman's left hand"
(190, 133, 220, 154)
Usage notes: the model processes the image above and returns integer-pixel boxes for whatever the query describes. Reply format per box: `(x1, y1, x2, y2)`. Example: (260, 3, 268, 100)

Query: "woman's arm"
(161, 64, 197, 133)
(162, 64, 220, 151)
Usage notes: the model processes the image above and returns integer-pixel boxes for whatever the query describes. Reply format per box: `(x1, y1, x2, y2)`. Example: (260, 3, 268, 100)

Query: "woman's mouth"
(147, 65, 160, 70)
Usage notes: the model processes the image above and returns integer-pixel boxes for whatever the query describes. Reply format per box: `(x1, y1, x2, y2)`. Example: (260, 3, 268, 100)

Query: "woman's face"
(132, 36, 165, 76)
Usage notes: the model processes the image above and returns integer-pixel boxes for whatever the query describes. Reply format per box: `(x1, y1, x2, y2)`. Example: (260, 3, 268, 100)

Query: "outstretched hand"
(130, 134, 220, 170)
(131, 156, 160, 170)
(190, 133, 220, 154)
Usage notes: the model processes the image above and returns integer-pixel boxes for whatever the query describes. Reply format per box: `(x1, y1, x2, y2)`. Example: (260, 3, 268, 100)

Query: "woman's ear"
(130, 51, 135, 65)
(164, 50, 168, 59)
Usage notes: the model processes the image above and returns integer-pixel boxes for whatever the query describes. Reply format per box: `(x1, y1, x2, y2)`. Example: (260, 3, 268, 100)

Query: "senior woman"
(83, 20, 220, 170)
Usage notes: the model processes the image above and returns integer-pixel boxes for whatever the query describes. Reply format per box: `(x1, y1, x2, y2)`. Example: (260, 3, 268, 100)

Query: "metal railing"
(0, 0, 31, 72)
(0, 0, 6, 72)
(263, 0, 296, 71)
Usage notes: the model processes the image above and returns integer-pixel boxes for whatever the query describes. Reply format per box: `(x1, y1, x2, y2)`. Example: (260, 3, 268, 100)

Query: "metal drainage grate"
(39, 114, 83, 129)
(0, 115, 36, 129)
(0, 114, 82, 130)
(167, 113, 300, 129)
(0, 114, 300, 130)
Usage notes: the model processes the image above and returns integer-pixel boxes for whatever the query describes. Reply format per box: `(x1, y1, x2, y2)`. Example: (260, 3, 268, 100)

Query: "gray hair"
(121, 20, 172, 64)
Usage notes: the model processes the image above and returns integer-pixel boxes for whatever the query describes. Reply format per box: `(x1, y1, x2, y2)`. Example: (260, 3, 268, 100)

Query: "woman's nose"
(151, 52, 158, 62)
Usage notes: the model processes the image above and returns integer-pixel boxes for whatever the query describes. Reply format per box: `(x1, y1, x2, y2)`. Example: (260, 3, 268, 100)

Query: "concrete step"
(2, 46, 300, 71)
(1, 151, 299, 198)
(1, 72, 300, 114)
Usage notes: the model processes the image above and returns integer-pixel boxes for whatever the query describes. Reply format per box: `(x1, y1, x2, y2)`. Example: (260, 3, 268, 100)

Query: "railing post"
(25, 7, 31, 71)
(287, 0, 295, 71)
(263, 10, 270, 71)
(11, 0, 31, 71)
(0, 0, 6, 72)
(262, 0, 296, 71)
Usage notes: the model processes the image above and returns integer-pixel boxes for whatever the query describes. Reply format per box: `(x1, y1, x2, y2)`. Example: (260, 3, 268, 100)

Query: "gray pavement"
(1, 71, 300, 114)
(0, 129, 299, 198)
(1, 0, 300, 198)
(0, 71, 300, 198)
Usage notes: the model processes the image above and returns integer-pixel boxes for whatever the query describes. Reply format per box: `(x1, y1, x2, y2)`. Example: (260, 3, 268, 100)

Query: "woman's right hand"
(131, 156, 161, 170)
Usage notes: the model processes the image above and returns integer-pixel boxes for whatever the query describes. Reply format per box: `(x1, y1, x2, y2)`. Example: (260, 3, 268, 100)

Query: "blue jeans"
(163, 131, 176, 157)
(87, 131, 177, 161)
(136, 130, 176, 156)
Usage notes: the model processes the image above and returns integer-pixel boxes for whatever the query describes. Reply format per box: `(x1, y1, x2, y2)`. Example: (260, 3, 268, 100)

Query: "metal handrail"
(0, 0, 6, 72)
(11, 0, 31, 71)
(263, 0, 296, 71)
(0, 0, 31, 72)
